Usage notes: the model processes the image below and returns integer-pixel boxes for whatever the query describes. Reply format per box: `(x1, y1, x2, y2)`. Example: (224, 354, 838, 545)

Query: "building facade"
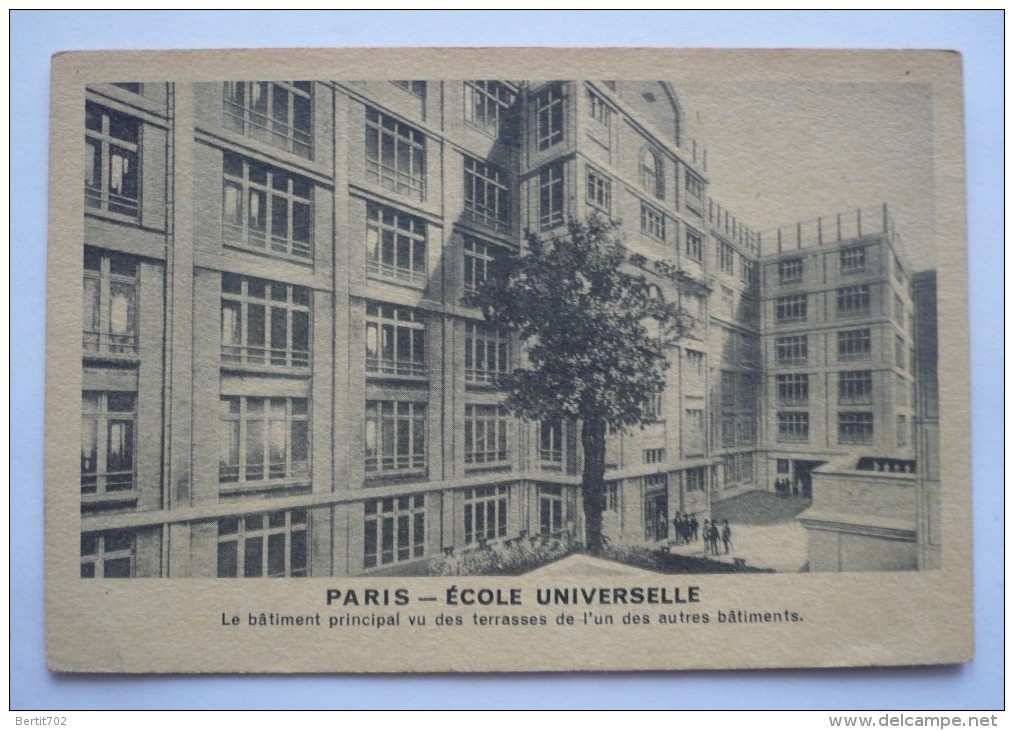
(78, 80, 928, 579)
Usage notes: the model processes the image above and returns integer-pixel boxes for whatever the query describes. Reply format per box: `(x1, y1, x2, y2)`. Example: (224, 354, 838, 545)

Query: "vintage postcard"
(45, 48, 972, 673)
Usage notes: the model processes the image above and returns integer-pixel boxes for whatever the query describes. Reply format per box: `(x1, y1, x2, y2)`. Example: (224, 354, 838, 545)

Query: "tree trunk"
(580, 417, 608, 555)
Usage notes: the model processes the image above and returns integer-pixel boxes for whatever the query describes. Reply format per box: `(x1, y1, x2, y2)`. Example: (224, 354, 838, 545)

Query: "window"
(897, 415, 908, 447)
(539, 163, 565, 230)
(113, 82, 142, 94)
(639, 148, 664, 199)
(777, 374, 809, 406)
(538, 485, 565, 535)
(367, 204, 427, 286)
(365, 108, 426, 200)
(777, 459, 790, 475)
(81, 392, 135, 497)
(896, 374, 910, 407)
(539, 419, 563, 464)
(718, 241, 735, 275)
(222, 153, 313, 259)
(838, 370, 873, 405)
(223, 81, 313, 158)
(778, 258, 803, 284)
(836, 285, 871, 318)
(643, 447, 666, 465)
(463, 238, 505, 295)
(775, 294, 807, 324)
(838, 328, 872, 362)
(464, 81, 515, 138)
(775, 335, 808, 365)
(895, 335, 906, 369)
(724, 453, 754, 485)
(777, 412, 809, 443)
(604, 482, 619, 511)
(685, 227, 703, 262)
(364, 494, 425, 568)
(721, 415, 736, 448)
(685, 467, 706, 493)
(464, 158, 511, 232)
(464, 156, 509, 232)
(392, 80, 425, 97)
(841, 246, 866, 274)
(895, 293, 905, 327)
(85, 102, 139, 218)
(83, 247, 137, 355)
(219, 397, 309, 484)
(365, 302, 426, 378)
(465, 321, 509, 384)
(640, 203, 665, 241)
(535, 84, 564, 150)
(217, 510, 308, 578)
(740, 256, 756, 285)
(586, 167, 611, 213)
(81, 531, 133, 578)
(465, 404, 510, 466)
(464, 485, 509, 544)
(684, 408, 705, 456)
(365, 401, 427, 476)
(684, 170, 703, 200)
(685, 349, 705, 376)
(838, 412, 874, 445)
(221, 274, 310, 369)
(645, 390, 663, 421)
(587, 91, 611, 135)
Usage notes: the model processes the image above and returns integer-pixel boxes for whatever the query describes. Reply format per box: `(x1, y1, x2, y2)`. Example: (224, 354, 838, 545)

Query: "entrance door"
(792, 460, 825, 498)
(643, 474, 668, 542)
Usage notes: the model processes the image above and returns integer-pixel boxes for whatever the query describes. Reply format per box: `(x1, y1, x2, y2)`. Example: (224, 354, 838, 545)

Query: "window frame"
(840, 245, 866, 274)
(365, 302, 427, 379)
(836, 284, 871, 318)
(221, 274, 311, 370)
(535, 84, 564, 151)
(778, 257, 804, 284)
(464, 156, 510, 233)
(776, 373, 810, 407)
(838, 370, 874, 405)
(465, 321, 510, 385)
(223, 81, 313, 159)
(464, 404, 510, 467)
(838, 411, 874, 445)
(364, 400, 428, 477)
(776, 411, 810, 443)
(538, 162, 565, 230)
(218, 396, 310, 485)
(464, 485, 509, 544)
(464, 81, 515, 138)
(80, 530, 134, 579)
(837, 328, 872, 363)
(364, 494, 426, 568)
(585, 166, 612, 214)
(81, 391, 136, 499)
(775, 335, 808, 365)
(366, 204, 427, 287)
(539, 418, 563, 464)
(83, 247, 139, 357)
(365, 107, 427, 201)
(217, 509, 309, 578)
(640, 202, 666, 242)
(775, 294, 808, 324)
(639, 147, 665, 199)
(85, 102, 140, 219)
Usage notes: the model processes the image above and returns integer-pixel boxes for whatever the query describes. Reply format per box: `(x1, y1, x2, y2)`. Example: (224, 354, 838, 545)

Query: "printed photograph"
(78, 77, 939, 581)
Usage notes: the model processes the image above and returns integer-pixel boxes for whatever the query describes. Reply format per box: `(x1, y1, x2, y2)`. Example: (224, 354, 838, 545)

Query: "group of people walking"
(660, 512, 732, 555)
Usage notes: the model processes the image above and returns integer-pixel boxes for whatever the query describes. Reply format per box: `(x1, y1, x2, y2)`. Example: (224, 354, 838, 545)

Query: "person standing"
(721, 519, 732, 555)
(690, 513, 699, 542)
(701, 519, 711, 554)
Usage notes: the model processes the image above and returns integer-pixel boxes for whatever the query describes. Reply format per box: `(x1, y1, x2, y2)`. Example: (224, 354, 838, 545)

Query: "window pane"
(244, 536, 263, 577)
(217, 541, 238, 577)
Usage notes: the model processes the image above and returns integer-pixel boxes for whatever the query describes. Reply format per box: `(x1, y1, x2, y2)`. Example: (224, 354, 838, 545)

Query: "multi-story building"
(78, 79, 930, 579)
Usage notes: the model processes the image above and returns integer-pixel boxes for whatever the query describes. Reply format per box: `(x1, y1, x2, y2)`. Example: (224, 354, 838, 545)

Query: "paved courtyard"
(664, 491, 811, 573)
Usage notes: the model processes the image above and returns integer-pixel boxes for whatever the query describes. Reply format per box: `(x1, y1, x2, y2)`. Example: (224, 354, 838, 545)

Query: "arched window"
(639, 147, 664, 200)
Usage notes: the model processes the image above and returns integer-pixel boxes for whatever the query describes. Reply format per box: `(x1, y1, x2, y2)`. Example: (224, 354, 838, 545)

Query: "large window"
(775, 294, 807, 324)
(464, 485, 509, 544)
(778, 257, 803, 284)
(836, 284, 871, 318)
(364, 494, 425, 568)
(837, 328, 872, 362)
(535, 84, 564, 150)
(640, 203, 665, 241)
(685, 227, 703, 262)
(775, 335, 808, 365)
(464, 81, 515, 138)
(217, 510, 308, 578)
(587, 90, 612, 138)
(740, 255, 756, 285)
(464, 405, 510, 466)
(586, 167, 611, 213)
(777, 374, 809, 406)
(639, 147, 664, 199)
(365, 302, 426, 378)
(644, 447, 666, 465)
(684, 170, 704, 201)
(81, 531, 133, 579)
(223, 81, 313, 158)
(221, 274, 310, 369)
(85, 102, 139, 218)
(538, 485, 565, 535)
(718, 241, 735, 275)
(219, 397, 309, 484)
(366, 204, 427, 286)
(463, 238, 505, 295)
(222, 153, 313, 259)
(777, 411, 809, 443)
(539, 419, 563, 464)
(365, 401, 427, 476)
(838, 412, 874, 445)
(838, 370, 873, 405)
(539, 163, 565, 230)
(841, 245, 866, 274)
(81, 392, 135, 497)
(465, 321, 509, 384)
(83, 248, 137, 356)
(365, 108, 426, 200)
(464, 157, 510, 233)
(895, 335, 907, 369)
(685, 466, 706, 493)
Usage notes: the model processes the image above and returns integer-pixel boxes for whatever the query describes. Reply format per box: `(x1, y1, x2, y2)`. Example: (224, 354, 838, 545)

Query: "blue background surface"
(10, 10, 1003, 710)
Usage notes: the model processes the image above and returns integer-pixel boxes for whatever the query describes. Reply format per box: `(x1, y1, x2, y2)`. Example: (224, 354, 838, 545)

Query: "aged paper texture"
(46, 48, 972, 673)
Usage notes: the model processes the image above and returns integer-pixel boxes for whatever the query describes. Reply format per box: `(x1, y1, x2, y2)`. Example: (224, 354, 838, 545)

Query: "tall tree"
(470, 215, 689, 554)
